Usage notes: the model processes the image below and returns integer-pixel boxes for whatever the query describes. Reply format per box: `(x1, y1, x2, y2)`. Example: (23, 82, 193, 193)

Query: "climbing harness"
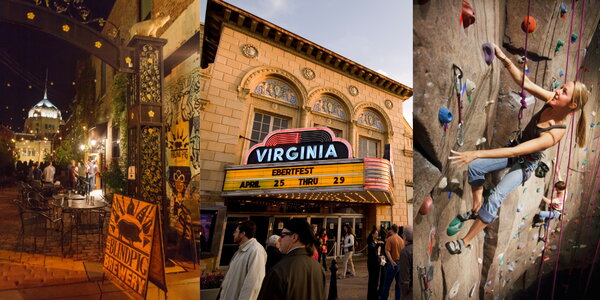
(453, 64, 465, 146)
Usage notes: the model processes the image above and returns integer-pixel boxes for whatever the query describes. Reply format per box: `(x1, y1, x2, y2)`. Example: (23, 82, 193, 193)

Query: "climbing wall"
(413, 1, 600, 299)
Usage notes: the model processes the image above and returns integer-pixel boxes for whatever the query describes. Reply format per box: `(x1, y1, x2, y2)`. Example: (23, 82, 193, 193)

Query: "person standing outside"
(88, 160, 97, 191)
(367, 227, 384, 300)
(380, 224, 405, 300)
(219, 220, 267, 300)
(339, 224, 356, 279)
(42, 161, 55, 185)
(398, 226, 413, 299)
(257, 218, 326, 300)
(69, 160, 77, 189)
(318, 228, 329, 270)
(265, 234, 282, 273)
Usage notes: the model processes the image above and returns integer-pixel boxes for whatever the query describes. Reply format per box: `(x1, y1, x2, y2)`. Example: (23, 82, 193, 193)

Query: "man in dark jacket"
(399, 226, 413, 299)
(257, 219, 326, 300)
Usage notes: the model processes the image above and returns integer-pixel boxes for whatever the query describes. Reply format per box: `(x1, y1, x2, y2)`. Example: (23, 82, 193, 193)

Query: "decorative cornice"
(202, 0, 412, 100)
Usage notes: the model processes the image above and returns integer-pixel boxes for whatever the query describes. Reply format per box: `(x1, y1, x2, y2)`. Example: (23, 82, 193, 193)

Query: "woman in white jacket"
(339, 225, 356, 279)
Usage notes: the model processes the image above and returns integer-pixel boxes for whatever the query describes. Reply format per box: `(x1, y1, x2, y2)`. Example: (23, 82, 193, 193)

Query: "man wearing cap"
(219, 220, 267, 300)
(257, 218, 326, 300)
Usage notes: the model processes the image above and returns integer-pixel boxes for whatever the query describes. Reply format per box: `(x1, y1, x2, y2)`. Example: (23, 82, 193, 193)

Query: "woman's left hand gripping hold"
(448, 150, 479, 168)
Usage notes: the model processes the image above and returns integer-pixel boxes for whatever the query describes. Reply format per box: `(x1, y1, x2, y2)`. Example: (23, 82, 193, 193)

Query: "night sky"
(0, 0, 115, 132)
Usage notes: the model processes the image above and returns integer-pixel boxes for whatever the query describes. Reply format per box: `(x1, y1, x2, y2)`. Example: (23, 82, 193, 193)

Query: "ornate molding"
(353, 101, 394, 136)
(307, 87, 353, 121)
(238, 66, 308, 105)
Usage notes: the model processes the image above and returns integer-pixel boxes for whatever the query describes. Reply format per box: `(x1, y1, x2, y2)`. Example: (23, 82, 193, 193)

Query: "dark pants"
(319, 251, 327, 269)
(380, 260, 401, 300)
(367, 262, 381, 300)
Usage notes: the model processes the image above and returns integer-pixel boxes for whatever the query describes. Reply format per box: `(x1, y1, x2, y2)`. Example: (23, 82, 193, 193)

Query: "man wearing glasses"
(257, 218, 326, 300)
(219, 220, 267, 300)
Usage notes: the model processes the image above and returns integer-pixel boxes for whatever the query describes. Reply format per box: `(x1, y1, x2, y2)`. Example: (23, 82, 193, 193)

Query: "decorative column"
(127, 36, 168, 225)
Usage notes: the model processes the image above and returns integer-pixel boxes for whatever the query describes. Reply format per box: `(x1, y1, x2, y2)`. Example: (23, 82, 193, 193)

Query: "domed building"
(15, 90, 64, 162)
(24, 90, 64, 138)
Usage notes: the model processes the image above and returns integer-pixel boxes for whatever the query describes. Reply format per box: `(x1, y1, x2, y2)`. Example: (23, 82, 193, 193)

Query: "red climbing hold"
(521, 16, 537, 33)
(419, 196, 433, 215)
(460, 0, 475, 29)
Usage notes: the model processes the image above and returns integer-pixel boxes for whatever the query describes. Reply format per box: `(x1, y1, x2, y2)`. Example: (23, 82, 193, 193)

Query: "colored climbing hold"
(517, 203, 524, 212)
(482, 43, 495, 65)
(552, 80, 561, 89)
(543, 255, 550, 262)
(556, 40, 564, 52)
(460, 0, 476, 29)
(438, 177, 448, 189)
(419, 196, 433, 215)
(447, 217, 464, 236)
(582, 160, 588, 166)
(560, 3, 568, 18)
(571, 33, 578, 43)
(536, 187, 541, 193)
(466, 79, 476, 102)
(559, 70, 565, 77)
(521, 16, 537, 33)
(476, 137, 487, 146)
(438, 107, 453, 123)
(592, 123, 596, 128)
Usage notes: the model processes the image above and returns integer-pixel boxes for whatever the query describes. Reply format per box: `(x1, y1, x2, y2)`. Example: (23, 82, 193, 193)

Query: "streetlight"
(90, 139, 97, 147)
(79, 144, 85, 151)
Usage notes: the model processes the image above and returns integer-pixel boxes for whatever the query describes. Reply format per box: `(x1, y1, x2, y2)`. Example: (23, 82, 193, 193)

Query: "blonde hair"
(571, 81, 589, 148)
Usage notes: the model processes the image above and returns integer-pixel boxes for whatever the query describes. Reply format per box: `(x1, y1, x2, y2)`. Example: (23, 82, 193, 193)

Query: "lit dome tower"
(24, 87, 64, 138)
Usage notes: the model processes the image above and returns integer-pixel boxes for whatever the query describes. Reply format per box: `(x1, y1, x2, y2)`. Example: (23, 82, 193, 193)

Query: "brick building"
(200, 0, 413, 269)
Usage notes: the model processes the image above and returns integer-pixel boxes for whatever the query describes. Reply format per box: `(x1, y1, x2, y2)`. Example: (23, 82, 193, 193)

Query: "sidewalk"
(0, 185, 199, 299)
(326, 256, 397, 300)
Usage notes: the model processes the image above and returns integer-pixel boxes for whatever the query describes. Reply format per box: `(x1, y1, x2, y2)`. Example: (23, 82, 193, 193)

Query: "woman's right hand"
(493, 43, 508, 61)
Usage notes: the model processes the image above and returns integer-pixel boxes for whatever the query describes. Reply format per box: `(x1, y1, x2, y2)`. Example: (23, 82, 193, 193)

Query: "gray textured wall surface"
(413, 1, 600, 299)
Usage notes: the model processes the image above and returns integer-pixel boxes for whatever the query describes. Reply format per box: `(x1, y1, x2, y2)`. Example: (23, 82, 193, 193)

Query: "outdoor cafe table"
(51, 196, 107, 257)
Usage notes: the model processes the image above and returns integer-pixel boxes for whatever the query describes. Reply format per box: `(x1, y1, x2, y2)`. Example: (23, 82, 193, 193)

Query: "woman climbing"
(533, 180, 566, 226)
(445, 43, 590, 255)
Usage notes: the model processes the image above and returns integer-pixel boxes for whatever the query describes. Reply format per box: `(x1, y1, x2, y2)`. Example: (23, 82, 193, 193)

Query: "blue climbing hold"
(438, 107, 453, 123)
(560, 3, 568, 15)
(559, 70, 564, 77)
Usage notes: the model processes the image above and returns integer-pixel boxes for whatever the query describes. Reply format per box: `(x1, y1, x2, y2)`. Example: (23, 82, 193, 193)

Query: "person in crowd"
(445, 43, 589, 255)
(535, 180, 567, 225)
(257, 218, 326, 300)
(77, 161, 87, 193)
(265, 234, 282, 272)
(318, 228, 329, 270)
(338, 224, 356, 279)
(26, 164, 35, 182)
(69, 160, 78, 189)
(378, 226, 389, 294)
(33, 162, 42, 181)
(367, 227, 384, 300)
(42, 161, 55, 184)
(380, 224, 405, 300)
(88, 160, 97, 191)
(399, 226, 413, 299)
(219, 220, 267, 300)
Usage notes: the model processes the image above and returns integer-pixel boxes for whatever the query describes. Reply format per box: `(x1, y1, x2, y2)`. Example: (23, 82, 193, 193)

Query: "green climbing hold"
(447, 217, 464, 236)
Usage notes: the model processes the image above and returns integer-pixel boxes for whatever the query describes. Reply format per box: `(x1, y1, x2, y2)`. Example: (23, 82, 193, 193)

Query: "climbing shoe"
(445, 239, 470, 255)
(446, 217, 464, 236)
(457, 210, 477, 222)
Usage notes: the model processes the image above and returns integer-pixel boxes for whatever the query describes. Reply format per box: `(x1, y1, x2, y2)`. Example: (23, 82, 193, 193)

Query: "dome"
(28, 92, 62, 120)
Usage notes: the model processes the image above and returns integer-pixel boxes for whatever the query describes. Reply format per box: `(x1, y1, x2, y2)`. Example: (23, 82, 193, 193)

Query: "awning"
(221, 158, 393, 204)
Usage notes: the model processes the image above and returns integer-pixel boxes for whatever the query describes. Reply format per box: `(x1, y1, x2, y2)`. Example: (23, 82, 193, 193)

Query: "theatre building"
(200, 0, 413, 269)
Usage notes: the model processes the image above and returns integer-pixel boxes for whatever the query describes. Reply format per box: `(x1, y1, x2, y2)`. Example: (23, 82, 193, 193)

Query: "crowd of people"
(216, 219, 413, 300)
(14, 159, 99, 194)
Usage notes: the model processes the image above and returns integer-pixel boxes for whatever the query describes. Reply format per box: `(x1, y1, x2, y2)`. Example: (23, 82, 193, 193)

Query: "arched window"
(355, 108, 388, 158)
(253, 78, 297, 105)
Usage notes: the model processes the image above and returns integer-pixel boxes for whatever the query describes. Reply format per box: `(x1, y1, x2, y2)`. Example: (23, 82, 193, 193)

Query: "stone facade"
(200, 0, 412, 270)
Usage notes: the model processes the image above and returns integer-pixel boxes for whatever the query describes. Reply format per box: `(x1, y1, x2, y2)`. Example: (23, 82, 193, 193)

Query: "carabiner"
(452, 64, 463, 96)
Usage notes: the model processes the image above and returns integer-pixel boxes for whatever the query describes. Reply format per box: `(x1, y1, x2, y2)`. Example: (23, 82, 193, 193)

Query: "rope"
(517, 0, 533, 130)
(535, 1, 579, 298)
(550, 1, 585, 298)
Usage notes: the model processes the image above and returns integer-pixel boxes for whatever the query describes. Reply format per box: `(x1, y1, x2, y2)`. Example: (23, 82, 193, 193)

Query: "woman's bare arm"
(494, 44, 554, 102)
(449, 129, 565, 167)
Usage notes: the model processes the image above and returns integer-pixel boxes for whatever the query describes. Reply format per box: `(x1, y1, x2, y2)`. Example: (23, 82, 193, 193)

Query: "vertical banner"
(104, 194, 167, 299)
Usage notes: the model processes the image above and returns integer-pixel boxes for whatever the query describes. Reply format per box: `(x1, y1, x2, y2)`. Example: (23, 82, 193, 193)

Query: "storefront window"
(250, 112, 289, 147)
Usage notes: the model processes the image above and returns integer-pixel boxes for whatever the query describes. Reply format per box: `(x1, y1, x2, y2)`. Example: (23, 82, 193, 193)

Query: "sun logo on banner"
(110, 195, 156, 251)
